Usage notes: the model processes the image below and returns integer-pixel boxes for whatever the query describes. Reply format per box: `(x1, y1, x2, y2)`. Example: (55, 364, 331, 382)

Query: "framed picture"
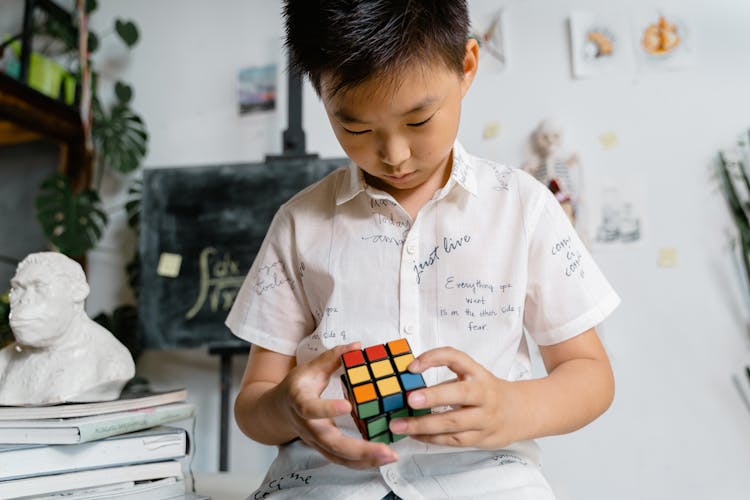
(569, 12, 629, 79)
(238, 64, 277, 115)
(471, 8, 509, 73)
(633, 9, 695, 72)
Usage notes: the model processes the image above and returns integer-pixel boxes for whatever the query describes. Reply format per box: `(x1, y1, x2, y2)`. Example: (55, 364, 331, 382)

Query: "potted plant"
(0, 0, 146, 358)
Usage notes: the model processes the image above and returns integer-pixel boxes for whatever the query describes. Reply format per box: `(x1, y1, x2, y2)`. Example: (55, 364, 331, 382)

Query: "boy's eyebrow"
(333, 96, 439, 124)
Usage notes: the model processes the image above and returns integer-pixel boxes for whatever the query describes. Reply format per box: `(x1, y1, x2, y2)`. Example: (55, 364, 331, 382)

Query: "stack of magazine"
(0, 388, 196, 499)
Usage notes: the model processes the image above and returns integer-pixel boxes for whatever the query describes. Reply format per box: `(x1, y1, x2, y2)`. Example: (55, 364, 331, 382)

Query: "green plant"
(718, 129, 750, 298)
(93, 304, 141, 362)
(11, 0, 148, 257)
(0, 291, 12, 349)
(4, 2, 147, 356)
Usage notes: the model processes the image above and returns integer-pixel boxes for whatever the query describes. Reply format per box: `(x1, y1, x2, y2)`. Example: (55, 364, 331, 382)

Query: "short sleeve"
(523, 189, 620, 346)
(225, 206, 314, 356)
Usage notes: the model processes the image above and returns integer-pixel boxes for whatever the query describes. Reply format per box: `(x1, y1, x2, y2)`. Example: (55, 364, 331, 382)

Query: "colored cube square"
(364, 344, 388, 362)
(386, 339, 411, 356)
(400, 372, 426, 392)
(365, 415, 388, 438)
(370, 359, 394, 378)
(342, 350, 366, 368)
(393, 353, 414, 372)
(340, 339, 431, 444)
(347, 365, 371, 385)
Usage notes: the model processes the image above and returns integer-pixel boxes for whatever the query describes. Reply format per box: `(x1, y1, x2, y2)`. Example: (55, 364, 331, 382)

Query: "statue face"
(8, 264, 78, 347)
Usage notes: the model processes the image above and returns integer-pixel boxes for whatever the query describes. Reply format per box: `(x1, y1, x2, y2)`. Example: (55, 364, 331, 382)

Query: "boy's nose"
(378, 135, 411, 168)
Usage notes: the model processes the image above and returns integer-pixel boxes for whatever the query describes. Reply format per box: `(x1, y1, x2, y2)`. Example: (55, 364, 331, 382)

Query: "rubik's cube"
(340, 339, 429, 443)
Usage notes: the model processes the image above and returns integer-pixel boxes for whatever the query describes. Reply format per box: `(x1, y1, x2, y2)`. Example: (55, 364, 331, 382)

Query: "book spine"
(77, 405, 195, 443)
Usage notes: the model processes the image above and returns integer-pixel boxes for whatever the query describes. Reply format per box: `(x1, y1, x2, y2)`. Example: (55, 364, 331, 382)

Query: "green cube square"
(366, 415, 388, 438)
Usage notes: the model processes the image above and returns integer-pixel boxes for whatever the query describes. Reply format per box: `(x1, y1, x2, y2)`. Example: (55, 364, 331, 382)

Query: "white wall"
(4, 0, 750, 497)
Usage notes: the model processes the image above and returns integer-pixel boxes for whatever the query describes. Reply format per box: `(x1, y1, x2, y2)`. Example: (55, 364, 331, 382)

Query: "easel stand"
(207, 343, 250, 471)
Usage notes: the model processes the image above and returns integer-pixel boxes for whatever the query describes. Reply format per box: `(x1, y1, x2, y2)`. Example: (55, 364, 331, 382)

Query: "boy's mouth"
(385, 172, 415, 183)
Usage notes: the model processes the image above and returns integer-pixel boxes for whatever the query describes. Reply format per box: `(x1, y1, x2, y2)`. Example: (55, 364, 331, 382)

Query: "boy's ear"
(460, 38, 479, 97)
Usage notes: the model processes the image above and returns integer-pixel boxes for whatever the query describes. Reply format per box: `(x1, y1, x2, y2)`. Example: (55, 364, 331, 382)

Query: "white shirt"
(226, 142, 620, 499)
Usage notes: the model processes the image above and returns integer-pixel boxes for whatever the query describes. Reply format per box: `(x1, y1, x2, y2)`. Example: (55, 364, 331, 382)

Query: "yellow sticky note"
(157, 253, 183, 278)
(599, 132, 619, 150)
(482, 121, 501, 140)
(657, 248, 678, 268)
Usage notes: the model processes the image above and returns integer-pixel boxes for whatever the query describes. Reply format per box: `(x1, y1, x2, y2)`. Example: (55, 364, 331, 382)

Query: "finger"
(409, 346, 485, 378)
(294, 396, 352, 420)
(308, 342, 363, 375)
(411, 429, 486, 448)
(389, 407, 482, 436)
(406, 379, 482, 409)
(307, 418, 398, 467)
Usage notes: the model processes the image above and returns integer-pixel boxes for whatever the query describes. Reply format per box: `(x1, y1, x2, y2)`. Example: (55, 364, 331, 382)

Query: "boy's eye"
(343, 127, 371, 136)
(407, 116, 433, 127)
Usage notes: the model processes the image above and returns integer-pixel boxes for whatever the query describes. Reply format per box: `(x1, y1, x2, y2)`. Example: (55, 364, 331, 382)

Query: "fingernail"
(379, 454, 397, 465)
(390, 419, 406, 433)
(408, 359, 421, 372)
(409, 392, 425, 407)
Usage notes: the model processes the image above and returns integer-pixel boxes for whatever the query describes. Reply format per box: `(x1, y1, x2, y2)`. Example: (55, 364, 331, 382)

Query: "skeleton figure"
(523, 118, 581, 224)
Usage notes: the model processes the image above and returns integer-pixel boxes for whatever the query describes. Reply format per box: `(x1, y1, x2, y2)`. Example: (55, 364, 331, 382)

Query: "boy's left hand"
(388, 346, 516, 449)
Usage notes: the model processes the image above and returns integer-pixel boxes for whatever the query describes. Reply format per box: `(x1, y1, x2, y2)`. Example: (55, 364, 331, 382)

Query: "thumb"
(309, 342, 362, 376)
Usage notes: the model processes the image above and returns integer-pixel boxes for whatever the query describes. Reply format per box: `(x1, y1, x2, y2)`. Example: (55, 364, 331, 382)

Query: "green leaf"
(115, 81, 133, 104)
(126, 253, 140, 299)
(115, 19, 139, 48)
(88, 31, 99, 53)
(34, 173, 108, 257)
(86, 0, 98, 14)
(0, 291, 13, 349)
(94, 305, 140, 361)
(42, 16, 78, 53)
(93, 103, 148, 174)
(125, 178, 142, 229)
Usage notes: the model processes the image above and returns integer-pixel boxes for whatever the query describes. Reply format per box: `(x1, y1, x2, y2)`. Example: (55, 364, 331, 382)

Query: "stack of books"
(0, 388, 195, 499)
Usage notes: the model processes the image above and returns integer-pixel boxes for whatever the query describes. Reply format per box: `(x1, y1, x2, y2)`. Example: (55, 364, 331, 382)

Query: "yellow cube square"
(376, 376, 400, 397)
(393, 353, 414, 372)
(370, 360, 394, 378)
(347, 365, 371, 385)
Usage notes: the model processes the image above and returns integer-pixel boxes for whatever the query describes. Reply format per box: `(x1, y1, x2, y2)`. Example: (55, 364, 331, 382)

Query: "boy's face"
(320, 40, 478, 201)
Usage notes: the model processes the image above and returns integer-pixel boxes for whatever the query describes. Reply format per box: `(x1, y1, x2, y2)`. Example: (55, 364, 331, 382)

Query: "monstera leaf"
(35, 173, 108, 256)
(125, 178, 142, 229)
(93, 304, 140, 361)
(93, 100, 148, 174)
(0, 291, 12, 349)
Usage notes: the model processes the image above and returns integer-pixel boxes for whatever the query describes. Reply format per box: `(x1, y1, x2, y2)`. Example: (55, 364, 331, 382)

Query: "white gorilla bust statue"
(0, 252, 135, 405)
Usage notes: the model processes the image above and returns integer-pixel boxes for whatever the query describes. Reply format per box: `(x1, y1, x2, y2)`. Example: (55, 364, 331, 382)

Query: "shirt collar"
(334, 141, 477, 206)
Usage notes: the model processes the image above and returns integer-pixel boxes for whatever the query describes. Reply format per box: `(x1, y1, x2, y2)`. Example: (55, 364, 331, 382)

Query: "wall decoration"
(238, 64, 277, 115)
(523, 118, 582, 226)
(470, 8, 508, 73)
(593, 183, 643, 246)
(633, 9, 695, 71)
(569, 12, 628, 79)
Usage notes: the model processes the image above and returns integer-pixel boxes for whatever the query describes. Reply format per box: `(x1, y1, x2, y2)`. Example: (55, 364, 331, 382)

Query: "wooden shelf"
(0, 72, 90, 190)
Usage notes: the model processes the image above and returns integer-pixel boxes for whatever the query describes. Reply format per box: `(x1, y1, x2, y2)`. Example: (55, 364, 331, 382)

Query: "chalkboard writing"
(138, 157, 348, 349)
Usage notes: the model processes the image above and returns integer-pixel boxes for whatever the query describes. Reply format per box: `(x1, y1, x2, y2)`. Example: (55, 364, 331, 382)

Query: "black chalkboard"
(138, 157, 348, 349)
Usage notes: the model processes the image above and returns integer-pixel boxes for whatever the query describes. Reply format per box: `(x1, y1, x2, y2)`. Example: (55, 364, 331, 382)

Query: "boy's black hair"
(283, 0, 470, 97)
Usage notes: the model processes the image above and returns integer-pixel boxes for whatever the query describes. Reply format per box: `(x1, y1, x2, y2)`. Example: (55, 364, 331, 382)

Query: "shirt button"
(406, 244, 416, 255)
(403, 325, 415, 335)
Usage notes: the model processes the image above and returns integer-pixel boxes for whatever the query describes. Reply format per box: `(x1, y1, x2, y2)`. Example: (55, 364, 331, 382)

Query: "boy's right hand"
(278, 342, 399, 469)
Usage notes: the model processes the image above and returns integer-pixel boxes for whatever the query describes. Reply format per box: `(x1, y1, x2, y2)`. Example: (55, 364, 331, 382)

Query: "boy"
(227, 1, 620, 498)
